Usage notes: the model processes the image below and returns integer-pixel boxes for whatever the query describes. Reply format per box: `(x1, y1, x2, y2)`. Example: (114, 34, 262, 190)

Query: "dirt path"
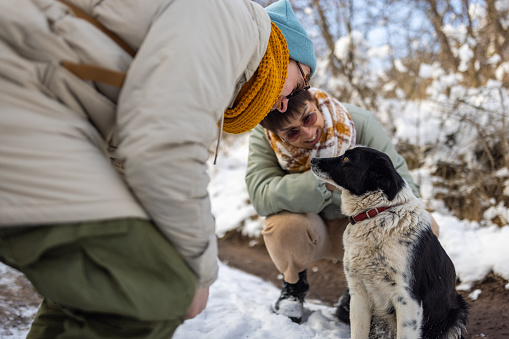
(1, 237, 508, 338)
(218, 237, 509, 339)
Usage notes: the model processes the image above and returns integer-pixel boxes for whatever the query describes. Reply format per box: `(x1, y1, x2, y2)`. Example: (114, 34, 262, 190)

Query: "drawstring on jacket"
(213, 113, 225, 165)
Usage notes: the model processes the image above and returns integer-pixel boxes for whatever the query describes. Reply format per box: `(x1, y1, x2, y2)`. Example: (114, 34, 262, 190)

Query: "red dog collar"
(348, 206, 392, 225)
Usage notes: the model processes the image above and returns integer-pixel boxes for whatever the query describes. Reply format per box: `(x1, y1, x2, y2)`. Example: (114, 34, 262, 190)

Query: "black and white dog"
(311, 147, 468, 339)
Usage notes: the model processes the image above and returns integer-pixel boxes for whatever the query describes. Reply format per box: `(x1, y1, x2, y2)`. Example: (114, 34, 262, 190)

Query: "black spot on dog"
(397, 295, 407, 305)
(384, 274, 396, 286)
(399, 239, 412, 247)
(402, 319, 418, 330)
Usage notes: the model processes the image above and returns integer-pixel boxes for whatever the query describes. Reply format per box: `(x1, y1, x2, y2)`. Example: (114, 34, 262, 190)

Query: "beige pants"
(262, 212, 349, 283)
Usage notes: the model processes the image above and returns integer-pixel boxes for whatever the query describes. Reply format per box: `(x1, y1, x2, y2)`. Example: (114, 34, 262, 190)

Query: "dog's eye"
(343, 157, 349, 162)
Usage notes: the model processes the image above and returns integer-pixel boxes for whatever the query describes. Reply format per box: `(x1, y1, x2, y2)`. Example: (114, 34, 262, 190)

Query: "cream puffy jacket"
(0, 0, 271, 288)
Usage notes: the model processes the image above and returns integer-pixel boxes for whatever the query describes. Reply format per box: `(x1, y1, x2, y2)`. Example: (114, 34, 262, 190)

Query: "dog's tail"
(449, 294, 469, 338)
(423, 294, 469, 339)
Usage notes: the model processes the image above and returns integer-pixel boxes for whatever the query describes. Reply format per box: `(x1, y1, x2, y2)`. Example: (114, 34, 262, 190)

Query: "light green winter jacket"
(245, 102, 420, 220)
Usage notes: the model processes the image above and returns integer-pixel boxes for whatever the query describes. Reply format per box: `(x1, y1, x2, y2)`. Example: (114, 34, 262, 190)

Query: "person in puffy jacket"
(0, 0, 316, 337)
(245, 88, 440, 324)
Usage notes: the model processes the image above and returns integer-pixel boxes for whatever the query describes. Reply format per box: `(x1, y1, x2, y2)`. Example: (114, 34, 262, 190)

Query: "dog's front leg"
(394, 297, 423, 339)
(349, 283, 371, 339)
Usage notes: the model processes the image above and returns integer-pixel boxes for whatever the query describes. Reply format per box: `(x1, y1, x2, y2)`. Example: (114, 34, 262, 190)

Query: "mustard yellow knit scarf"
(222, 22, 288, 134)
(265, 88, 356, 172)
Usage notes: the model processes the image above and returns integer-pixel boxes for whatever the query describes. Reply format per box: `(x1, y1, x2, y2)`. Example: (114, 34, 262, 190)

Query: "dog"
(310, 146, 468, 339)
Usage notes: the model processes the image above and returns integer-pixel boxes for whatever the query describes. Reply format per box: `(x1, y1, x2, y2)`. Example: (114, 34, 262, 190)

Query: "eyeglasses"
(283, 111, 318, 142)
(286, 62, 310, 99)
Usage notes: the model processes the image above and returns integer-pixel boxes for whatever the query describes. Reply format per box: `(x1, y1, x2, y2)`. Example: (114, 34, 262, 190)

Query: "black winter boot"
(273, 270, 309, 323)
(335, 287, 351, 324)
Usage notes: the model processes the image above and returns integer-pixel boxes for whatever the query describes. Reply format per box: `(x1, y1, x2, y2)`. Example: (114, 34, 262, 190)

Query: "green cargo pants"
(0, 218, 196, 339)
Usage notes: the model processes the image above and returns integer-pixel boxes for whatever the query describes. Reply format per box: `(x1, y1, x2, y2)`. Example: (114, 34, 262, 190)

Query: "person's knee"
(262, 212, 324, 258)
(263, 212, 318, 237)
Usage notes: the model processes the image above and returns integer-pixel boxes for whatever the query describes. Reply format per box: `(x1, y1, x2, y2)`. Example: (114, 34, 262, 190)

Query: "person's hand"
(185, 287, 209, 320)
(325, 183, 340, 191)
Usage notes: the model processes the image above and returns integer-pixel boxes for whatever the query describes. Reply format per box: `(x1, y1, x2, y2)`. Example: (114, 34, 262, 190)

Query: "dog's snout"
(310, 158, 318, 165)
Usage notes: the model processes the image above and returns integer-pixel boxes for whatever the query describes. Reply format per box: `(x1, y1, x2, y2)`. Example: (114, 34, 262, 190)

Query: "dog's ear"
(377, 168, 403, 201)
(370, 155, 405, 201)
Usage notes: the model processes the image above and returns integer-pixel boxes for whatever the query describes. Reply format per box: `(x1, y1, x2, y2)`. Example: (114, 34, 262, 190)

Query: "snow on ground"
(0, 264, 37, 339)
(0, 260, 350, 339)
(173, 262, 350, 339)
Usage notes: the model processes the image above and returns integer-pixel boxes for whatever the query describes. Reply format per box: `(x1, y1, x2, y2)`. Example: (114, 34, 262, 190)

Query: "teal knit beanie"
(265, 0, 316, 76)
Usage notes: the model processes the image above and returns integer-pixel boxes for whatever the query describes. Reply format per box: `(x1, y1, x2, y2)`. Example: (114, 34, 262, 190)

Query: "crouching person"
(245, 88, 433, 323)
